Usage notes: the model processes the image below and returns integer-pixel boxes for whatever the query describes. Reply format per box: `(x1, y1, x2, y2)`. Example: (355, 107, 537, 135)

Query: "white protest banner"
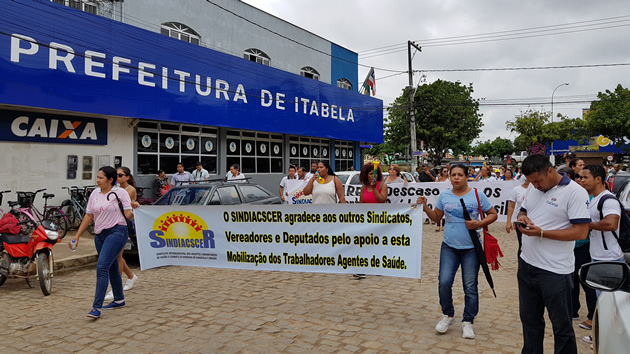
(135, 204, 423, 278)
(284, 179, 312, 204)
(344, 180, 520, 222)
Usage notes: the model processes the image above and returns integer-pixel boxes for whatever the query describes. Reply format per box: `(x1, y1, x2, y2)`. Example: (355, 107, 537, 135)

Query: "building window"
(337, 78, 352, 91)
(136, 121, 217, 175)
(244, 48, 270, 66)
(51, 0, 97, 14)
(300, 66, 320, 81)
(288, 136, 330, 172)
(226, 130, 284, 174)
(334, 140, 354, 172)
(160, 22, 201, 45)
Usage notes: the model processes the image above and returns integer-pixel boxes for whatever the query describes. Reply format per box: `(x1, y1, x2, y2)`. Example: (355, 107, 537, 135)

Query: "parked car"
(579, 261, 630, 353)
(611, 171, 630, 197)
(336, 171, 415, 188)
(125, 181, 281, 253)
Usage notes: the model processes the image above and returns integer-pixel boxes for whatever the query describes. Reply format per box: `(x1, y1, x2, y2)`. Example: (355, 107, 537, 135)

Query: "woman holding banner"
(353, 163, 388, 279)
(417, 164, 497, 340)
(303, 161, 346, 204)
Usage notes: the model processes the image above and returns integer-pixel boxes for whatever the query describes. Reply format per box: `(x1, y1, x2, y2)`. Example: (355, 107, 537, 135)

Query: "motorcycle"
(0, 210, 60, 296)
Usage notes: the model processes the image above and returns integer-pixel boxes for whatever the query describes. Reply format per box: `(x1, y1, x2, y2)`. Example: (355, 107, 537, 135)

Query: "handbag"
(107, 191, 135, 237)
(160, 184, 171, 196)
(474, 189, 503, 270)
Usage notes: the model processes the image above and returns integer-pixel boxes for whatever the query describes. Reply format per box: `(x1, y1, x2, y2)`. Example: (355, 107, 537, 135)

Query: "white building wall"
(0, 117, 135, 206)
(120, 0, 332, 83)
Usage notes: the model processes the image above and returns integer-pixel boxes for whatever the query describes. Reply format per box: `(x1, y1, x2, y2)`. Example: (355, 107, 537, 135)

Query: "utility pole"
(408, 41, 422, 172)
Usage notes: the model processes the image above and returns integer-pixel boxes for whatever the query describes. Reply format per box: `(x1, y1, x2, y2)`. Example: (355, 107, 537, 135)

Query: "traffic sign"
(607, 155, 614, 162)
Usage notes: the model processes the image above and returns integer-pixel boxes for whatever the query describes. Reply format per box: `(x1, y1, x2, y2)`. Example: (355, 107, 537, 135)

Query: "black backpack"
(596, 194, 630, 253)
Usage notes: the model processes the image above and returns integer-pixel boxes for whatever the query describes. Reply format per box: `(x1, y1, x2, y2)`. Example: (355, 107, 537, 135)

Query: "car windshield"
(155, 187, 212, 206)
(337, 174, 350, 184)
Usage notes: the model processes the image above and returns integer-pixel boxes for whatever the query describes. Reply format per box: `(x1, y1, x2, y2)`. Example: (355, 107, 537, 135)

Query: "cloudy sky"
(242, 0, 630, 146)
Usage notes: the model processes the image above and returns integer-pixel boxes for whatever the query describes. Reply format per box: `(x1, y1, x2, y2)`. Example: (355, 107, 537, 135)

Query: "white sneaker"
(462, 321, 475, 339)
(435, 315, 455, 333)
(123, 274, 138, 291)
(104, 290, 114, 301)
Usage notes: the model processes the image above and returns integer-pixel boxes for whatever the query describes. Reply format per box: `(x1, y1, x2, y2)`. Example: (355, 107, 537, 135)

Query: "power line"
(415, 62, 630, 72)
(359, 14, 630, 59)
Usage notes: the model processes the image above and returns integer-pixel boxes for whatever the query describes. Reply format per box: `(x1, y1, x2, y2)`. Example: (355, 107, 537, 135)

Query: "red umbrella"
(474, 190, 504, 271)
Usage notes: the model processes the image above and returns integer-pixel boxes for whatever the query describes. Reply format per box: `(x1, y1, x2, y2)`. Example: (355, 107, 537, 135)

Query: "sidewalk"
(54, 230, 99, 272)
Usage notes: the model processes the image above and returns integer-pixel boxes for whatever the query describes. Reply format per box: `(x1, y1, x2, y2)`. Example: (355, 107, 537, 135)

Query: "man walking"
(171, 163, 193, 187)
(192, 161, 210, 183)
(516, 154, 590, 354)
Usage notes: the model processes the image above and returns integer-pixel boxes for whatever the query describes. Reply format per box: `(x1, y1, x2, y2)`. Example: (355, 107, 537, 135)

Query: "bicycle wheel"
(45, 208, 68, 239)
(15, 211, 36, 236)
(63, 205, 80, 230)
(87, 220, 95, 235)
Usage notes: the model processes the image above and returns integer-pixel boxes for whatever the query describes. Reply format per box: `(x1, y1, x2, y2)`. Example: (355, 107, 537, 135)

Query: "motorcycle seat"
(0, 233, 31, 244)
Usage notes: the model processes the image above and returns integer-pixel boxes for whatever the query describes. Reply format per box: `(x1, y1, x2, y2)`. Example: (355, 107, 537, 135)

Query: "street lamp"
(550, 82, 569, 163)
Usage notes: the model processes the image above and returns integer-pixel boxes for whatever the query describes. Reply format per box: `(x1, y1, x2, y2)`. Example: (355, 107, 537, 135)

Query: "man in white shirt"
(578, 165, 624, 262)
(192, 161, 210, 183)
(171, 163, 193, 187)
(226, 164, 246, 183)
(297, 167, 309, 181)
(305, 162, 318, 180)
(516, 154, 590, 354)
(279, 166, 296, 203)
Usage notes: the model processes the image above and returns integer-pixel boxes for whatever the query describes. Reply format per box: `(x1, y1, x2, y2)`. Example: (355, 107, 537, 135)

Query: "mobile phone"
(514, 221, 529, 229)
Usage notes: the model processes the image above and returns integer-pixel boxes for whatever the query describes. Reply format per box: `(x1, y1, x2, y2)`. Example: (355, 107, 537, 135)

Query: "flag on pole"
(362, 67, 376, 96)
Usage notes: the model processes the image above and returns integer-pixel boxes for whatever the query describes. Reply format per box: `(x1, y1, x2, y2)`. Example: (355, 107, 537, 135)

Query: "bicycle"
(61, 186, 95, 235)
(8, 189, 69, 238)
(136, 187, 155, 205)
(0, 190, 11, 217)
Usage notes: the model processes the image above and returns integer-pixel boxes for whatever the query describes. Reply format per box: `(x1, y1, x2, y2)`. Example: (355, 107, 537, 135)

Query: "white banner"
(135, 204, 423, 278)
(344, 180, 520, 222)
(285, 180, 313, 204)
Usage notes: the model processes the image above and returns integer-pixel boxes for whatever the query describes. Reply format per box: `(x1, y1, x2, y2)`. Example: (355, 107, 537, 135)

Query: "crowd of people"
(71, 153, 626, 354)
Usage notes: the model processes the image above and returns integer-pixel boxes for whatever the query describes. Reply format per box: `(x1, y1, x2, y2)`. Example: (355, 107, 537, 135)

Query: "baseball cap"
(494, 169, 500, 173)
(566, 151, 577, 159)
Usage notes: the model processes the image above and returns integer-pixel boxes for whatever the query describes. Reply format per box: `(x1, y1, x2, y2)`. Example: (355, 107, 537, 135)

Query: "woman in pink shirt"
(355, 163, 388, 279)
(69, 166, 135, 319)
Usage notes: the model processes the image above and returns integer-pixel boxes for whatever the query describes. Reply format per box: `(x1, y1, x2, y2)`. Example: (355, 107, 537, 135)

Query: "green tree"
(506, 109, 588, 155)
(471, 137, 514, 159)
(386, 79, 483, 166)
(585, 84, 630, 151)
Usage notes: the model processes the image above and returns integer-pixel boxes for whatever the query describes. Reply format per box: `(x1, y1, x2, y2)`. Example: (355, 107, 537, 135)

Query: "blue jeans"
(438, 242, 479, 323)
(517, 258, 576, 354)
(92, 225, 128, 309)
(572, 244, 596, 320)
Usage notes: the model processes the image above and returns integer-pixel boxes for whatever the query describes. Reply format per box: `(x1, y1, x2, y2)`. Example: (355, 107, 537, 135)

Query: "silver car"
(579, 261, 630, 353)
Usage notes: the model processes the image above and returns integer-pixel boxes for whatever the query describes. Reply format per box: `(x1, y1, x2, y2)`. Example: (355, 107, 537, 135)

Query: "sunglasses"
(118, 173, 127, 177)
(575, 175, 584, 180)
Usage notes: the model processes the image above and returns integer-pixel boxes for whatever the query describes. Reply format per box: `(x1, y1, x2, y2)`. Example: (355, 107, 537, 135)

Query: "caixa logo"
(0, 110, 107, 145)
(149, 211, 215, 249)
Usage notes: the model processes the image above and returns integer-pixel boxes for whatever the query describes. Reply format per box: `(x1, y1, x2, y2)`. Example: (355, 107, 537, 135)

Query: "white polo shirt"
(192, 168, 210, 182)
(520, 174, 590, 274)
(589, 191, 624, 261)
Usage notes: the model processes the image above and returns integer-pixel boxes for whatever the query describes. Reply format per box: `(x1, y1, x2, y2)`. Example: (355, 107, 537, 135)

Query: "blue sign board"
(0, 1, 383, 143)
(550, 136, 629, 154)
(0, 109, 107, 145)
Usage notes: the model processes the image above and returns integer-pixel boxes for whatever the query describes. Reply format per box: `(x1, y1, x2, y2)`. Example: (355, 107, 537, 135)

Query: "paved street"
(1, 222, 594, 353)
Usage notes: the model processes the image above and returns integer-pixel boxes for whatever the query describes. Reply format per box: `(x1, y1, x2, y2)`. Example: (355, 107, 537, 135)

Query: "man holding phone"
(515, 154, 590, 354)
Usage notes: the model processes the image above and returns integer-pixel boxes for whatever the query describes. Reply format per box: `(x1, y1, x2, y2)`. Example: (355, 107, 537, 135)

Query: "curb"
(54, 254, 98, 272)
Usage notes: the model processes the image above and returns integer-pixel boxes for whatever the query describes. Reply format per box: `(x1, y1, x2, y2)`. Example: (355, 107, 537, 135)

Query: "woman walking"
(69, 166, 136, 319)
(303, 161, 346, 204)
(104, 167, 139, 301)
(417, 164, 497, 339)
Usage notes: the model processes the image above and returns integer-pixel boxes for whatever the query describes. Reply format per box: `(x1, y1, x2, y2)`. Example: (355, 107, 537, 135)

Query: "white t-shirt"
(279, 176, 294, 200)
(192, 168, 210, 182)
(520, 174, 590, 274)
(509, 183, 530, 223)
(227, 172, 246, 183)
(589, 191, 624, 261)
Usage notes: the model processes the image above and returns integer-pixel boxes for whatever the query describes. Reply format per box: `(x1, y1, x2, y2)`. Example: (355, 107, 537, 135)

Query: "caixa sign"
(0, 110, 107, 145)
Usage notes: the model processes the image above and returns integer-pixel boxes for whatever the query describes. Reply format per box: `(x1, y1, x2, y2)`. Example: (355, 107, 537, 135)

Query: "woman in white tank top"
(303, 161, 346, 204)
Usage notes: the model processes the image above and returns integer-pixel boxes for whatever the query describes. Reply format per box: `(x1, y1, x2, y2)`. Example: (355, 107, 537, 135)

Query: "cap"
(494, 169, 500, 173)
(566, 151, 577, 159)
